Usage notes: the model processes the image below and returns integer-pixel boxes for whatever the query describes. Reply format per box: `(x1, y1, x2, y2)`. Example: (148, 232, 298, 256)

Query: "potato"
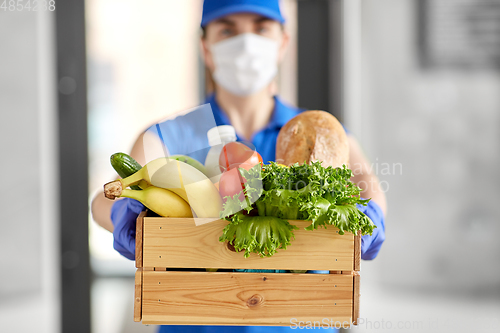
(276, 110, 349, 167)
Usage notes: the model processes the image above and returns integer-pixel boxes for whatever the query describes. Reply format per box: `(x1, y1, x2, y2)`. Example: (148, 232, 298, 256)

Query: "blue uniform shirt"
(151, 94, 385, 333)
(148, 94, 304, 165)
(208, 94, 303, 163)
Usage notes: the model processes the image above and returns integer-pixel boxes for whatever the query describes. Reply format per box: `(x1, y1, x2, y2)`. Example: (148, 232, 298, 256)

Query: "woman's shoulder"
(273, 96, 305, 127)
(274, 96, 305, 114)
(142, 104, 217, 160)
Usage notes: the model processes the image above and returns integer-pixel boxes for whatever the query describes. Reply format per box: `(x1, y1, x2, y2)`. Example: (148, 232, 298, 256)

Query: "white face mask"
(210, 33, 280, 96)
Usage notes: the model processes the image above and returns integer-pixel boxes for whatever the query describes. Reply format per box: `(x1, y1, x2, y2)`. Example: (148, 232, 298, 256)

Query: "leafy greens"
(219, 162, 375, 257)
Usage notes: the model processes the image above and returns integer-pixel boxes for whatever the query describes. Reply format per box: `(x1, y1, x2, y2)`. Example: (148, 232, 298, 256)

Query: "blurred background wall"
(360, 0, 500, 292)
(0, 8, 59, 333)
(351, 0, 500, 331)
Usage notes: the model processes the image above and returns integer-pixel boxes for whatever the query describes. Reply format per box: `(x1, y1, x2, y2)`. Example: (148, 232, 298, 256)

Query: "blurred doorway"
(85, 1, 203, 332)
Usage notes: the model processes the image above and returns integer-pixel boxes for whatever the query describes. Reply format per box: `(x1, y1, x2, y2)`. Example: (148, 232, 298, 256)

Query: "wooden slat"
(135, 210, 147, 268)
(354, 230, 361, 271)
(142, 218, 354, 271)
(141, 271, 353, 326)
(134, 269, 143, 322)
(352, 271, 360, 326)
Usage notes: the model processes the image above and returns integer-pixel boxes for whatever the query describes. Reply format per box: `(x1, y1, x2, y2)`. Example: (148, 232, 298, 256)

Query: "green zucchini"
(169, 154, 208, 176)
(110, 153, 143, 190)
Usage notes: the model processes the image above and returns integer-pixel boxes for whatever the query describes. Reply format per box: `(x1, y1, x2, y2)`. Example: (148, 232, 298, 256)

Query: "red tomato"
(218, 167, 246, 201)
(219, 142, 263, 172)
(227, 162, 255, 172)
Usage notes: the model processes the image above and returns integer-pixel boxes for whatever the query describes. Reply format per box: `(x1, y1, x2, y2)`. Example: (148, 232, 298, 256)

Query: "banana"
(118, 186, 193, 218)
(104, 158, 222, 218)
(137, 180, 150, 189)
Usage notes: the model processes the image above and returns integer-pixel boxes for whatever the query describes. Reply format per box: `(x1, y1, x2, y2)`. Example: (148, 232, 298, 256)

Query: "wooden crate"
(134, 211, 361, 327)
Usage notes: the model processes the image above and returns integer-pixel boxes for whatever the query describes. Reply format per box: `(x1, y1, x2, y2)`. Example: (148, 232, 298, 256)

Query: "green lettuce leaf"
(219, 161, 376, 257)
(219, 213, 299, 258)
(219, 192, 250, 219)
(304, 203, 375, 235)
(219, 164, 263, 219)
(329, 204, 374, 235)
(258, 189, 302, 219)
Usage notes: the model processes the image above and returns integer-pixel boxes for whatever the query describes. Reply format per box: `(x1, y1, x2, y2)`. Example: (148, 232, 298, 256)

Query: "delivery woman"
(91, 0, 387, 331)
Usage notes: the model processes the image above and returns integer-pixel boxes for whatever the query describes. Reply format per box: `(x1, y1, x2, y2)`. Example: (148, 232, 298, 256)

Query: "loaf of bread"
(276, 110, 349, 167)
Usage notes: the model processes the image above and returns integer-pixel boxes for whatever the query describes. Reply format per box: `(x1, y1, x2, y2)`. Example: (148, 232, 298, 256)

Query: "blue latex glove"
(357, 199, 386, 260)
(110, 198, 145, 260)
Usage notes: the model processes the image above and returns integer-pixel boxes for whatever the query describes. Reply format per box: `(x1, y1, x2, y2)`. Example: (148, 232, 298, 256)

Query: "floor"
(0, 292, 57, 333)
(349, 262, 500, 333)
(92, 277, 156, 333)
(350, 279, 500, 332)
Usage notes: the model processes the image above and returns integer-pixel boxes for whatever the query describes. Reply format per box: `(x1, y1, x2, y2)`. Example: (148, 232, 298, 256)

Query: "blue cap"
(201, 0, 285, 27)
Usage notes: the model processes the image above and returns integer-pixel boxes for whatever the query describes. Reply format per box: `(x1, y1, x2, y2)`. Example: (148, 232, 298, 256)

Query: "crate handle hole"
(226, 242, 237, 252)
